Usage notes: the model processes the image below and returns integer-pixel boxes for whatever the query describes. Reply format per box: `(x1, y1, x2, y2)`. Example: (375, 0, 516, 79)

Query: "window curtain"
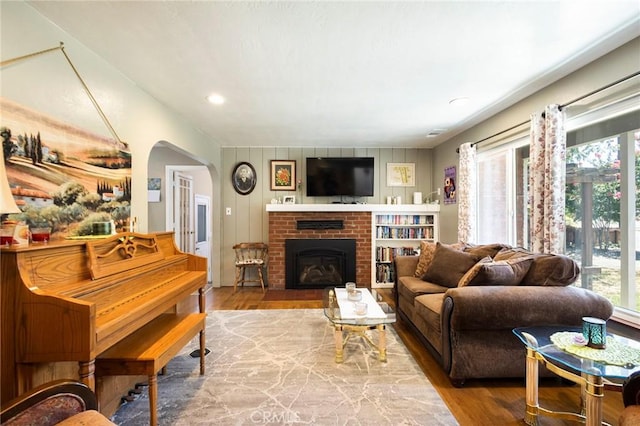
(457, 142, 477, 243)
(529, 104, 566, 254)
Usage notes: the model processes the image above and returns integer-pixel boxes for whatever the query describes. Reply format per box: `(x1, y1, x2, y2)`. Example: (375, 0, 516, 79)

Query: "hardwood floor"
(203, 286, 625, 426)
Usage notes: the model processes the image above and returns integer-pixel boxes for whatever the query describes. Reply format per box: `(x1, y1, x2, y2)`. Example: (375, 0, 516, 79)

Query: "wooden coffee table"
(323, 286, 396, 363)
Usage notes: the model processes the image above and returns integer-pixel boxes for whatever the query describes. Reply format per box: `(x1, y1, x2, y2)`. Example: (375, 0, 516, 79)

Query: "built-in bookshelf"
(372, 206, 439, 288)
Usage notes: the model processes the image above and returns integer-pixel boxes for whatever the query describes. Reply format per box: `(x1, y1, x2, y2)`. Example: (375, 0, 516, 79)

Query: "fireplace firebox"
(285, 239, 356, 289)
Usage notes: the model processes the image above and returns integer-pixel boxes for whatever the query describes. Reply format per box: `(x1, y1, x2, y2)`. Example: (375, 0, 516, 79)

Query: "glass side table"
(513, 326, 640, 426)
(323, 286, 396, 363)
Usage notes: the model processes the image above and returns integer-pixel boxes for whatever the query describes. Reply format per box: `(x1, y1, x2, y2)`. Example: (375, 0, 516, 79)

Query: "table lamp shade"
(1, 150, 20, 214)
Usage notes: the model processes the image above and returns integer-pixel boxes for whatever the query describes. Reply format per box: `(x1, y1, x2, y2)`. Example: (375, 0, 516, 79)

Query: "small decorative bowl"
(572, 334, 588, 346)
(347, 290, 362, 302)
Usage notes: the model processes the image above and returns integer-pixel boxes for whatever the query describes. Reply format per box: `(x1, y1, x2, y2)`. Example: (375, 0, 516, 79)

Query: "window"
(475, 76, 639, 324)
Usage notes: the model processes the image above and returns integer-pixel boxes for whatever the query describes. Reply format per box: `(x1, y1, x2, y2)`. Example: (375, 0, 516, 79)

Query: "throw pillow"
(465, 243, 512, 259)
(414, 241, 437, 278)
(422, 242, 482, 288)
(459, 256, 535, 287)
(457, 256, 492, 287)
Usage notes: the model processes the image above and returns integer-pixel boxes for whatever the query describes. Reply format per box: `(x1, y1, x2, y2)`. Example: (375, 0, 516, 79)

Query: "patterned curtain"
(457, 142, 476, 243)
(529, 104, 566, 254)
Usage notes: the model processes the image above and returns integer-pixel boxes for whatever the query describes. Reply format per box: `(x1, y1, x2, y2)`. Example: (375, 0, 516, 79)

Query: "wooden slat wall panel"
(221, 147, 434, 286)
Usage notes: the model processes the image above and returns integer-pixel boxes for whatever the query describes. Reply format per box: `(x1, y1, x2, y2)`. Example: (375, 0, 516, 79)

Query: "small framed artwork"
(232, 162, 257, 195)
(444, 166, 456, 204)
(387, 163, 415, 187)
(271, 160, 296, 191)
(147, 177, 161, 202)
(283, 195, 296, 204)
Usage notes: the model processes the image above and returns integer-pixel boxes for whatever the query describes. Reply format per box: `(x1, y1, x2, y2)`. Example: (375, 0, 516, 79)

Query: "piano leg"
(148, 374, 158, 426)
(78, 360, 95, 391)
(198, 286, 206, 375)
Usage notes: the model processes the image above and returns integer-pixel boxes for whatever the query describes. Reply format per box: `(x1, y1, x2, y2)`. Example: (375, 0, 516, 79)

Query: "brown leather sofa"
(394, 242, 614, 386)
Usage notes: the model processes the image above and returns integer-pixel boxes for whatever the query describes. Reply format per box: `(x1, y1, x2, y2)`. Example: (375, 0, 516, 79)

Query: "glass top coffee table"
(513, 326, 640, 426)
(323, 286, 396, 363)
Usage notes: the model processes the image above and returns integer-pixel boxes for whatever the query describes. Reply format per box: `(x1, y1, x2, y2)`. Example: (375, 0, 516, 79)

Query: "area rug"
(111, 309, 457, 425)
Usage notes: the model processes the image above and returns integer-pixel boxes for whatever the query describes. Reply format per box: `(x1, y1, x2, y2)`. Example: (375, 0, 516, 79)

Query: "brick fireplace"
(267, 211, 371, 290)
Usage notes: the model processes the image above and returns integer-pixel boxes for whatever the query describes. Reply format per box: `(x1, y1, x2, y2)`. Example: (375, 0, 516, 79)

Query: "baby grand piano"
(1, 231, 207, 413)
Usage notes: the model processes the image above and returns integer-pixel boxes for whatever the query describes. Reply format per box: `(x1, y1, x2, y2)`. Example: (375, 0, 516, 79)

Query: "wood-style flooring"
(202, 286, 625, 426)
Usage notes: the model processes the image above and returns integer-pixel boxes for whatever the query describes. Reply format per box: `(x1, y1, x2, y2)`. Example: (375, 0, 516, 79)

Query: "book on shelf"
(375, 246, 418, 262)
(375, 214, 435, 225)
(375, 226, 433, 239)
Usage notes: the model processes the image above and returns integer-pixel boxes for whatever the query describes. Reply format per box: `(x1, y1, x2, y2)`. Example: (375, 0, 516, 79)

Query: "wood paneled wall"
(221, 147, 434, 287)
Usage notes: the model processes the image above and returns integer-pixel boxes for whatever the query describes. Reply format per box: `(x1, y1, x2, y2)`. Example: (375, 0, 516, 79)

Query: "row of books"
(375, 246, 417, 262)
(375, 214, 434, 225)
(376, 226, 434, 239)
(375, 263, 395, 284)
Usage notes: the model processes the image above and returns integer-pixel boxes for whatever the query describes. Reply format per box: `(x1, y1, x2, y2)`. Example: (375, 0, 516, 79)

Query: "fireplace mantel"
(266, 203, 439, 290)
(266, 203, 439, 213)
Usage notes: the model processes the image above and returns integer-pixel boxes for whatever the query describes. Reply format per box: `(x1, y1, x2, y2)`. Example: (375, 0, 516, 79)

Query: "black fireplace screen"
(285, 239, 356, 289)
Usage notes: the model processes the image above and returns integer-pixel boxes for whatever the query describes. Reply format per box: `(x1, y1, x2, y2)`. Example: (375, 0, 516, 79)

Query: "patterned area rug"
(111, 309, 457, 425)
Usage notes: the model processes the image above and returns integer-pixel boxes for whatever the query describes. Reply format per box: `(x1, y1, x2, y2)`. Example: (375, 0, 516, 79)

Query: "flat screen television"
(306, 157, 374, 197)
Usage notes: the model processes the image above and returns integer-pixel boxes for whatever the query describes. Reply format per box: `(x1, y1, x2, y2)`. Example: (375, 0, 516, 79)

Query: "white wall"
(433, 36, 640, 243)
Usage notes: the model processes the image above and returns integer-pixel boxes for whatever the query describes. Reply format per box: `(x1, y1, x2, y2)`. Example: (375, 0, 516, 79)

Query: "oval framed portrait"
(232, 162, 257, 195)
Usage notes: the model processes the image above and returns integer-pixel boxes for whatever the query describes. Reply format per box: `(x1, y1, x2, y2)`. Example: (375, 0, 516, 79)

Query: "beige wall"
(433, 36, 640, 243)
(1, 2, 223, 284)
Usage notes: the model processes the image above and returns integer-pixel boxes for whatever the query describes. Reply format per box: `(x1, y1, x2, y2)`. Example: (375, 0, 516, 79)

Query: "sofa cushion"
(414, 293, 445, 334)
(464, 243, 511, 259)
(459, 256, 535, 287)
(414, 241, 437, 278)
(495, 248, 580, 286)
(398, 276, 448, 300)
(423, 242, 482, 288)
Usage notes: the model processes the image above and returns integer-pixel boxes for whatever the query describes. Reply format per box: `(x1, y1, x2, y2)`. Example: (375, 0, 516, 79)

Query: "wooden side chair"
(233, 242, 268, 292)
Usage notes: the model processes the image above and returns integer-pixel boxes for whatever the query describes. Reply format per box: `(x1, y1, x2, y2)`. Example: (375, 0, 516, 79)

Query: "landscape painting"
(1, 97, 131, 241)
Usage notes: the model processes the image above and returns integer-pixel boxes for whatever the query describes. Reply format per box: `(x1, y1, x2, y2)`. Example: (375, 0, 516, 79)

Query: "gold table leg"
(520, 333, 606, 426)
(333, 324, 388, 363)
(334, 325, 344, 363)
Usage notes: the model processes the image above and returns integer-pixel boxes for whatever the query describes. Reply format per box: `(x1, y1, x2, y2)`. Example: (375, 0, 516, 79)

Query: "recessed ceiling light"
(449, 97, 470, 106)
(206, 93, 225, 105)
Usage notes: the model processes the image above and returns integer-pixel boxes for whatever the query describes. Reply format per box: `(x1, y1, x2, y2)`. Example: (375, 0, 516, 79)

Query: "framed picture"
(147, 177, 161, 202)
(232, 162, 257, 195)
(271, 160, 296, 191)
(386, 163, 415, 187)
(444, 166, 456, 204)
(282, 195, 296, 204)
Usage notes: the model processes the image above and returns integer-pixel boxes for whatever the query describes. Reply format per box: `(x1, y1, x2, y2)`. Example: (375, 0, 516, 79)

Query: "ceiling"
(27, 1, 640, 149)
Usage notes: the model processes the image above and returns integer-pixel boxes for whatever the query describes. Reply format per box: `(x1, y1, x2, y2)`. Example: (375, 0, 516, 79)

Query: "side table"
(513, 326, 640, 426)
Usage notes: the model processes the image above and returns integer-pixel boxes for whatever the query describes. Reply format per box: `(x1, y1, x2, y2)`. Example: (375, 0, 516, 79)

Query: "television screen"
(306, 157, 374, 197)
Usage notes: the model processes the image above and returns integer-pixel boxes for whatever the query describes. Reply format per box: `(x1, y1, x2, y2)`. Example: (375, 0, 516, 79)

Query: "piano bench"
(95, 313, 206, 426)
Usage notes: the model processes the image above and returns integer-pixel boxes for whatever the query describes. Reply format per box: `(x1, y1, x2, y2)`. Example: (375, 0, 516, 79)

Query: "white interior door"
(195, 194, 212, 283)
(174, 171, 194, 253)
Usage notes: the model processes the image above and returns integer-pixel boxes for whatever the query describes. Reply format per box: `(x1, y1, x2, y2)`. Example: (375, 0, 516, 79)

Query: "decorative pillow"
(422, 242, 482, 288)
(465, 243, 512, 259)
(414, 241, 437, 278)
(459, 256, 535, 287)
(521, 254, 580, 286)
(457, 256, 492, 287)
(494, 247, 532, 261)
(495, 248, 580, 286)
